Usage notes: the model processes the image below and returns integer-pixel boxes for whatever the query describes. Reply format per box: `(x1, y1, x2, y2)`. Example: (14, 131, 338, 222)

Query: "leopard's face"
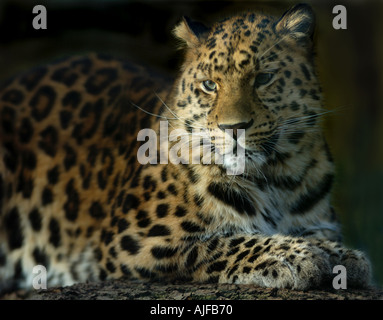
(168, 11, 322, 175)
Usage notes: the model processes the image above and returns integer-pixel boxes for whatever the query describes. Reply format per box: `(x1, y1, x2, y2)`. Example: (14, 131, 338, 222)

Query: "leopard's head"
(167, 4, 322, 175)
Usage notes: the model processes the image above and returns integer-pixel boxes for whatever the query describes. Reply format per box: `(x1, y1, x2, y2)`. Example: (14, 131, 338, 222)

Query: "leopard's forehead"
(194, 13, 282, 76)
(206, 13, 276, 50)
(212, 12, 274, 35)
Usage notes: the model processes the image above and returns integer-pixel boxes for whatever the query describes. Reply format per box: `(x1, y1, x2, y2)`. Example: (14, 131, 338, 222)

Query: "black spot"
(235, 250, 250, 263)
(207, 238, 219, 252)
(106, 261, 116, 273)
(89, 201, 106, 219)
(47, 165, 60, 185)
(227, 247, 240, 257)
(120, 264, 132, 277)
(293, 78, 302, 86)
(19, 117, 34, 144)
(4, 207, 23, 250)
(290, 101, 300, 111)
(51, 67, 78, 87)
(254, 261, 268, 271)
(30, 86, 56, 121)
(135, 267, 156, 279)
(185, 246, 199, 268)
(194, 195, 204, 207)
(59, 111, 72, 129)
(156, 204, 169, 218)
(32, 247, 49, 267)
(156, 263, 178, 274)
(107, 84, 122, 105)
(122, 194, 140, 213)
(136, 210, 151, 228)
(63, 144, 77, 171)
(101, 229, 114, 245)
(290, 173, 334, 214)
(62, 90, 81, 109)
(272, 270, 278, 278)
(284, 70, 291, 78)
(28, 208, 42, 231)
(102, 113, 119, 137)
(227, 264, 239, 278)
(99, 268, 107, 281)
(71, 57, 92, 74)
(175, 205, 187, 217)
(157, 191, 166, 199)
(229, 237, 245, 248)
(167, 183, 178, 195)
(249, 45, 258, 53)
(38, 126, 58, 157)
(207, 260, 227, 274)
(300, 63, 311, 81)
(49, 218, 61, 247)
(97, 171, 107, 190)
(208, 182, 256, 216)
(299, 89, 307, 98)
(117, 219, 130, 233)
(72, 98, 104, 143)
(84, 68, 118, 95)
(2, 89, 24, 105)
(42, 187, 53, 205)
(247, 253, 260, 263)
(64, 179, 80, 221)
(304, 111, 318, 127)
(309, 89, 320, 100)
(19, 66, 47, 90)
(1, 106, 16, 133)
(143, 175, 157, 191)
(151, 246, 178, 259)
(148, 225, 171, 237)
(207, 275, 219, 283)
(3, 142, 18, 173)
(87, 144, 99, 166)
(181, 221, 204, 233)
(185, 165, 200, 184)
(21, 150, 37, 170)
(16, 170, 33, 198)
(243, 266, 251, 274)
(120, 235, 141, 255)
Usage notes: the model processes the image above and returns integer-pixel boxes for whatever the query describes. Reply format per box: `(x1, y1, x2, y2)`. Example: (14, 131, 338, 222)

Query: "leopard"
(0, 3, 372, 294)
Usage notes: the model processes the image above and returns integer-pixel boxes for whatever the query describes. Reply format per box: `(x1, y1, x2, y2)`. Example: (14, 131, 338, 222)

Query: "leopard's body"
(0, 4, 371, 292)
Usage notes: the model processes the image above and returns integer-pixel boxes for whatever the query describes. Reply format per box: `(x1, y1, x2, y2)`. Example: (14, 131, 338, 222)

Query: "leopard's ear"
(275, 3, 315, 41)
(173, 16, 210, 48)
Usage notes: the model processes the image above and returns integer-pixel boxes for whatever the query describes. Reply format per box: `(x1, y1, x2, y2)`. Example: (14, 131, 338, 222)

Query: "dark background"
(0, 0, 382, 288)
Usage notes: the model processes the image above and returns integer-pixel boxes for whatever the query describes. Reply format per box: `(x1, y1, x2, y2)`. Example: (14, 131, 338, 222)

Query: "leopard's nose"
(218, 119, 254, 140)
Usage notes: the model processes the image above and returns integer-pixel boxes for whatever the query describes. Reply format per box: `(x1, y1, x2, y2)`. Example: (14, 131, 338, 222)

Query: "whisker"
(130, 101, 177, 120)
(258, 34, 291, 61)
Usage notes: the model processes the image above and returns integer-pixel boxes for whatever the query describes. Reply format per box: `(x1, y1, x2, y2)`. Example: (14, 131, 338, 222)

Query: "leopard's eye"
(255, 72, 274, 87)
(201, 80, 217, 93)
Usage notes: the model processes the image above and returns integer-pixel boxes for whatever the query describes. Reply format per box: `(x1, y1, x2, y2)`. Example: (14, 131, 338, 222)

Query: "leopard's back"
(0, 53, 170, 289)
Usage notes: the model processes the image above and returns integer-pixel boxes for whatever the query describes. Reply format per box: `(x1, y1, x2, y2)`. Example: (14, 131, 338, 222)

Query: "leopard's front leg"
(183, 234, 371, 290)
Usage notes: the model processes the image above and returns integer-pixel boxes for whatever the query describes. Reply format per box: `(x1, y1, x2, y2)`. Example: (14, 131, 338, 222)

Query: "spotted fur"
(0, 4, 371, 292)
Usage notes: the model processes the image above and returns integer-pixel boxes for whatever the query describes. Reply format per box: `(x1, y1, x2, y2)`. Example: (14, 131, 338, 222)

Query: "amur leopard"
(0, 4, 371, 293)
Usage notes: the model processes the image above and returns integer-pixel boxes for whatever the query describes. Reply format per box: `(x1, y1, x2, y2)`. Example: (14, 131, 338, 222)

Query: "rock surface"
(2, 280, 382, 300)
